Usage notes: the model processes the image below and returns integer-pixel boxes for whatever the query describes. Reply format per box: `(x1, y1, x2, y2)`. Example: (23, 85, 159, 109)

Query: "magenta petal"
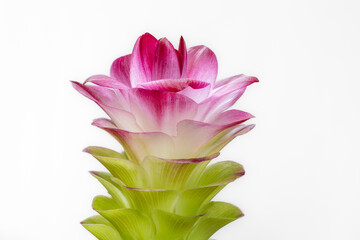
(92, 118, 176, 163)
(178, 36, 187, 78)
(137, 78, 209, 92)
(125, 88, 198, 135)
(152, 38, 181, 80)
(84, 75, 128, 89)
(130, 33, 158, 86)
(71, 81, 97, 102)
(186, 46, 218, 87)
(110, 54, 132, 87)
(73, 82, 199, 134)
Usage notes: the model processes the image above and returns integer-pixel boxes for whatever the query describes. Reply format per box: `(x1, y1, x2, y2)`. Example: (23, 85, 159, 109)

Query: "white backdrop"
(1, 0, 360, 239)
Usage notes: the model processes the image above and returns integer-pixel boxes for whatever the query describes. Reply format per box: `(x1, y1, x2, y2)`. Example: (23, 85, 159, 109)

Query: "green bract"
(81, 146, 244, 240)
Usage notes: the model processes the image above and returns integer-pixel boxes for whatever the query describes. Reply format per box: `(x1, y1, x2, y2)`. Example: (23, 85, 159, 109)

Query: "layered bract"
(73, 33, 257, 240)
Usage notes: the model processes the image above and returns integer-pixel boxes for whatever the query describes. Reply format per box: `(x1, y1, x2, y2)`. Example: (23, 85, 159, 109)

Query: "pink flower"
(72, 33, 258, 163)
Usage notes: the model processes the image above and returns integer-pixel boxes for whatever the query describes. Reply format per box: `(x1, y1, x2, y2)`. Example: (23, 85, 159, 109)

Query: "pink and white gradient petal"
(71, 81, 141, 132)
(196, 74, 258, 121)
(186, 46, 218, 88)
(84, 75, 128, 89)
(177, 84, 211, 103)
(174, 110, 253, 157)
(92, 118, 176, 163)
(198, 124, 255, 157)
(152, 38, 181, 80)
(124, 88, 199, 135)
(130, 33, 158, 86)
(72, 82, 130, 111)
(110, 54, 132, 87)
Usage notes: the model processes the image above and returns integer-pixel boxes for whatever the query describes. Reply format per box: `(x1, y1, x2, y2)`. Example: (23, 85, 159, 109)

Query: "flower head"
(72, 33, 257, 163)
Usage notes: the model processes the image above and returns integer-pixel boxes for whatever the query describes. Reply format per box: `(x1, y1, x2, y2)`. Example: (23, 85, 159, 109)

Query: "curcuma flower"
(72, 33, 257, 240)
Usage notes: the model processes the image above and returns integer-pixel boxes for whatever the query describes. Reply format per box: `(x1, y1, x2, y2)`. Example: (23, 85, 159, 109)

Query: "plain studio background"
(1, 0, 359, 239)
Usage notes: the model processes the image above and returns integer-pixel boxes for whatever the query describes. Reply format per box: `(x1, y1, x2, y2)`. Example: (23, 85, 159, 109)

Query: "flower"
(72, 33, 257, 164)
(74, 33, 258, 240)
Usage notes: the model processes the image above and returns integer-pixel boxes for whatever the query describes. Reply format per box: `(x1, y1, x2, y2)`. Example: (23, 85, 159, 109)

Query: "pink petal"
(73, 82, 130, 111)
(177, 84, 211, 103)
(71, 81, 141, 131)
(84, 74, 128, 89)
(186, 45, 218, 88)
(199, 124, 255, 156)
(137, 78, 209, 92)
(178, 36, 187, 77)
(71, 81, 97, 102)
(174, 111, 253, 157)
(130, 33, 158, 86)
(212, 74, 259, 96)
(196, 74, 258, 121)
(125, 88, 198, 135)
(208, 109, 254, 125)
(152, 38, 181, 80)
(92, 118, 176, 163)
(72, 82, 199, 134)
(110, 54, 132, 87)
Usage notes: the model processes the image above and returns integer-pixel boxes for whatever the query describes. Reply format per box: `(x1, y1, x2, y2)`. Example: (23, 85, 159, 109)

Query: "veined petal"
(130, 33, 158, 86)
(174, 111, 253, 157)
(71, 80, 97, 102)
(152, 38, 181, 80)
(85, 75, 128, 89)
(199, 124, 255, 157)
(177, 84, 211, 103)
(72, 81, 129, 110)
(186, 45, 218, 88)
(137, 78, 209, 92)
(197, 74, 258, 121)
(212, 74, 259, 97)
(71, 81, 142, 132)
(110, 54, 131, 87)
(74, 84, 199, 134)
(97, 103, 143, 132)
(92, 118, 176, 163)
(178, 36, 187, 77)
(208, 109, 254, 125)
(125, 88, 199, 135)
(214, 73, 258, 89)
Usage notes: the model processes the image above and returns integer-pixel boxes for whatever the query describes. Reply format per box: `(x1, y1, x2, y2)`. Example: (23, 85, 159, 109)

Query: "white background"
(1, 0, 359, 239)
